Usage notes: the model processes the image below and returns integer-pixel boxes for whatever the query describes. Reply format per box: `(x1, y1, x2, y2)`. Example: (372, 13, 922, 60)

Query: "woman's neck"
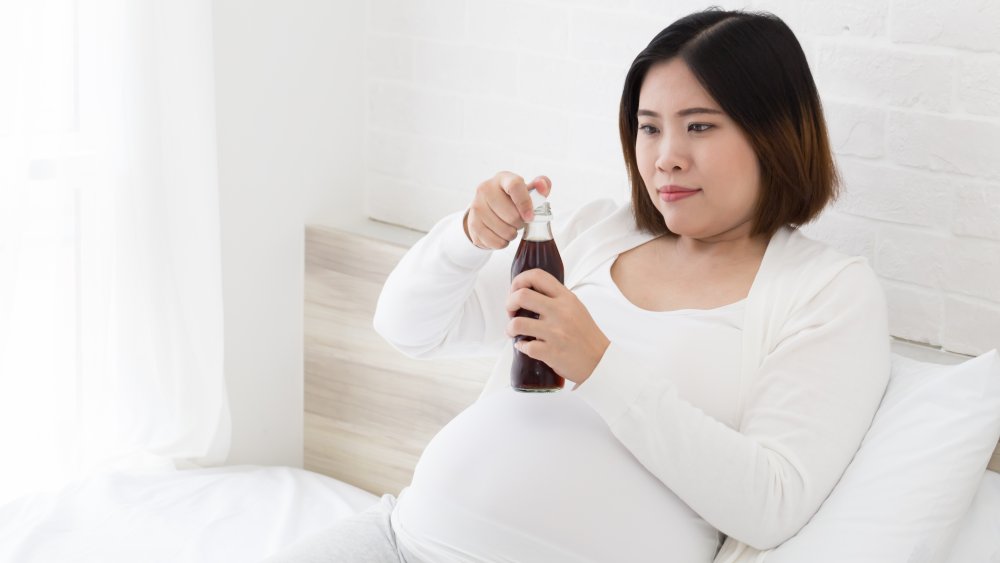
(657, 229, 770, 275)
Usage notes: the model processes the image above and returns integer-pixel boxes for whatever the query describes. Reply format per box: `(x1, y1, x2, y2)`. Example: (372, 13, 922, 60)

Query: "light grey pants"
(260, 494, 417, 563)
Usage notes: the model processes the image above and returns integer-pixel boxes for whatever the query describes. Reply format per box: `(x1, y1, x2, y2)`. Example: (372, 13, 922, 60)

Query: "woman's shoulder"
(750, 228, 887, 346)
(760, 226, 882, 306)
(770, 226, 869, 274)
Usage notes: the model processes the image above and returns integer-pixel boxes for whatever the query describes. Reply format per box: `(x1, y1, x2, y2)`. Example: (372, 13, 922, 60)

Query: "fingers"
(466, 175, 521, 250)
(506, 286, 549, 318)
(501, 180, 535, 224)
(478, 203, 519, 241)
(465, 171, 553, 250)
(467, 212, 511, 249)
(498, 172, 553, 222)
(506, 315, 546, 341)
(510, 268, 563, 297)
(513, 338, 542, 360)
(530, 175, 553, 198)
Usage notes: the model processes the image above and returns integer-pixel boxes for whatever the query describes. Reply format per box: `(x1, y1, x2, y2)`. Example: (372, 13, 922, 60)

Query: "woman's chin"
(659, 215, 698, 238)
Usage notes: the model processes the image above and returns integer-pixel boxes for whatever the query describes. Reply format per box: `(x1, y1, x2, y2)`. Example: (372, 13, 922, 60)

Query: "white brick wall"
(363, 0, 1000, 356)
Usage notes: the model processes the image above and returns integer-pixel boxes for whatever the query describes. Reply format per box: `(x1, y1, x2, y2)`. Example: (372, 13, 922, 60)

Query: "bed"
(1, 226, 998, 563)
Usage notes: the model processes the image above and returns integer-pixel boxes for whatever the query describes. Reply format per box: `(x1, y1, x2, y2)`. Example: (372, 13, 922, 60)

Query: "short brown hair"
(619, 8, 839, 238)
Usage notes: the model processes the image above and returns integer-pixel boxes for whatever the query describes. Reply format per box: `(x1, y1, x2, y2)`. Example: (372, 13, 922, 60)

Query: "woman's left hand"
(505, 269, 610, 385)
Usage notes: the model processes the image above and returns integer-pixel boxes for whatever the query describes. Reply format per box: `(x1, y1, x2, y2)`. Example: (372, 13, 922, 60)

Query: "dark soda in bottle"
(510, 193, 565, 392)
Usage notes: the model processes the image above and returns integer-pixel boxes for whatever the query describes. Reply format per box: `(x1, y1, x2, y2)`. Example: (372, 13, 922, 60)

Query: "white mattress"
(0, 465, 380, 563)
(0, 466, 997, 563)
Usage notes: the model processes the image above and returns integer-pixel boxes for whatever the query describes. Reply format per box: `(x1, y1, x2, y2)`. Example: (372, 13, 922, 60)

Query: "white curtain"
(0, 0, 229, 506)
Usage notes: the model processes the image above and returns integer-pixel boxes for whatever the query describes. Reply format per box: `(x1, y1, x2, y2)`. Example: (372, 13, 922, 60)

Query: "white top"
(391, 256, 744, 562)
(578, 256, 746, 429)
(394, 390, 721, 563)
(374, 200, 890, 563)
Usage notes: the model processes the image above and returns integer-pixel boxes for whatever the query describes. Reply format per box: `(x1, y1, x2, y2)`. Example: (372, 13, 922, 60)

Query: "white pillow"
(765, 350, 1000, 563)
(944, 470, 1000, 563)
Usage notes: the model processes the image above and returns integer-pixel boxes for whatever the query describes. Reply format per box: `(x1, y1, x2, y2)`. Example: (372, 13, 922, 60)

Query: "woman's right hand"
(463, 171, 552, 250)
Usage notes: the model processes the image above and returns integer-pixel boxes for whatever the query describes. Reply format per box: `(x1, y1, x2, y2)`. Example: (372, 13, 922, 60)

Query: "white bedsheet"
(0, 465, 997, 563)
(0, 465, 379, 563)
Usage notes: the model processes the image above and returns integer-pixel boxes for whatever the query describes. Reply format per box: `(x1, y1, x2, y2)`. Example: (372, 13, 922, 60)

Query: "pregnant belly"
(392, 388, 719, 563)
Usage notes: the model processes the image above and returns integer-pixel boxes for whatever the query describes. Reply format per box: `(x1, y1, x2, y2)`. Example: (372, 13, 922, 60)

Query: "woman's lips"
(658, 186, 701, 202)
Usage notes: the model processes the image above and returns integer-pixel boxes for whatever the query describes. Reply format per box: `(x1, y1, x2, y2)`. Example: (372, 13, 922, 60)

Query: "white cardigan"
(374, 199, 890, 563)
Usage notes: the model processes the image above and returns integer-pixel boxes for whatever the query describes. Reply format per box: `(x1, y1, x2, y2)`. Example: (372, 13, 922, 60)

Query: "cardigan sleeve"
(575, 260, 891, 550)
(372, 209, 514, 359)
(373, 199, 620, 359)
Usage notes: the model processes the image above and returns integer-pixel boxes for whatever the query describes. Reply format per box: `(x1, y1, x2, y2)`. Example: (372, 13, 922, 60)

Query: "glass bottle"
(510, 191, 565, 392)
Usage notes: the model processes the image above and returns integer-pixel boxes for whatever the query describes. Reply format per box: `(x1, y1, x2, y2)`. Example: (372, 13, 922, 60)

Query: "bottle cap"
(528, 188, 546, 210)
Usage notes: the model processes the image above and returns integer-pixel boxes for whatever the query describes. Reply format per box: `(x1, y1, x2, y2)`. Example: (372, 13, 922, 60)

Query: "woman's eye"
(688, 123, 713, 133)
(638, 124, 659, 135)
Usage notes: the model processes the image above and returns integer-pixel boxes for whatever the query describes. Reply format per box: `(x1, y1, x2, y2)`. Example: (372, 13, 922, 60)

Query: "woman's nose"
(655, 134, 688, 172)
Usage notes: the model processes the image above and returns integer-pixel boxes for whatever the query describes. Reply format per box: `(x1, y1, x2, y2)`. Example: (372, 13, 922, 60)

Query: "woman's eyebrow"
(637, 107, 724, 117)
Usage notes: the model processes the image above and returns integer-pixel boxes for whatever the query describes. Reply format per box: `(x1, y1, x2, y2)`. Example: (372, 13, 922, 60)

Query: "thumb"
(530, 176, 553, 198)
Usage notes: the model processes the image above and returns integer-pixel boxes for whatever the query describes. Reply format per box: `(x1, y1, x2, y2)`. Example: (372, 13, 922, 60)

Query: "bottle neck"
(523, 216, 553, 242)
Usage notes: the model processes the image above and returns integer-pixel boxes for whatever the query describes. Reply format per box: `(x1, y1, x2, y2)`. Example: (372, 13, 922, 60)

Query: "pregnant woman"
(266, 7, 889, 563)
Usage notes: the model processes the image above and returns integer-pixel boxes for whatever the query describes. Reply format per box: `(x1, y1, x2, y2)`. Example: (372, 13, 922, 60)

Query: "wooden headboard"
(304, 226, 1000, 496)
(304, 226, 493, 495)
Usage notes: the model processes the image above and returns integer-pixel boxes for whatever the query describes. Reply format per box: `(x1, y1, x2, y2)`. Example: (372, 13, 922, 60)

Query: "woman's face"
(635, 58, 762, 242)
